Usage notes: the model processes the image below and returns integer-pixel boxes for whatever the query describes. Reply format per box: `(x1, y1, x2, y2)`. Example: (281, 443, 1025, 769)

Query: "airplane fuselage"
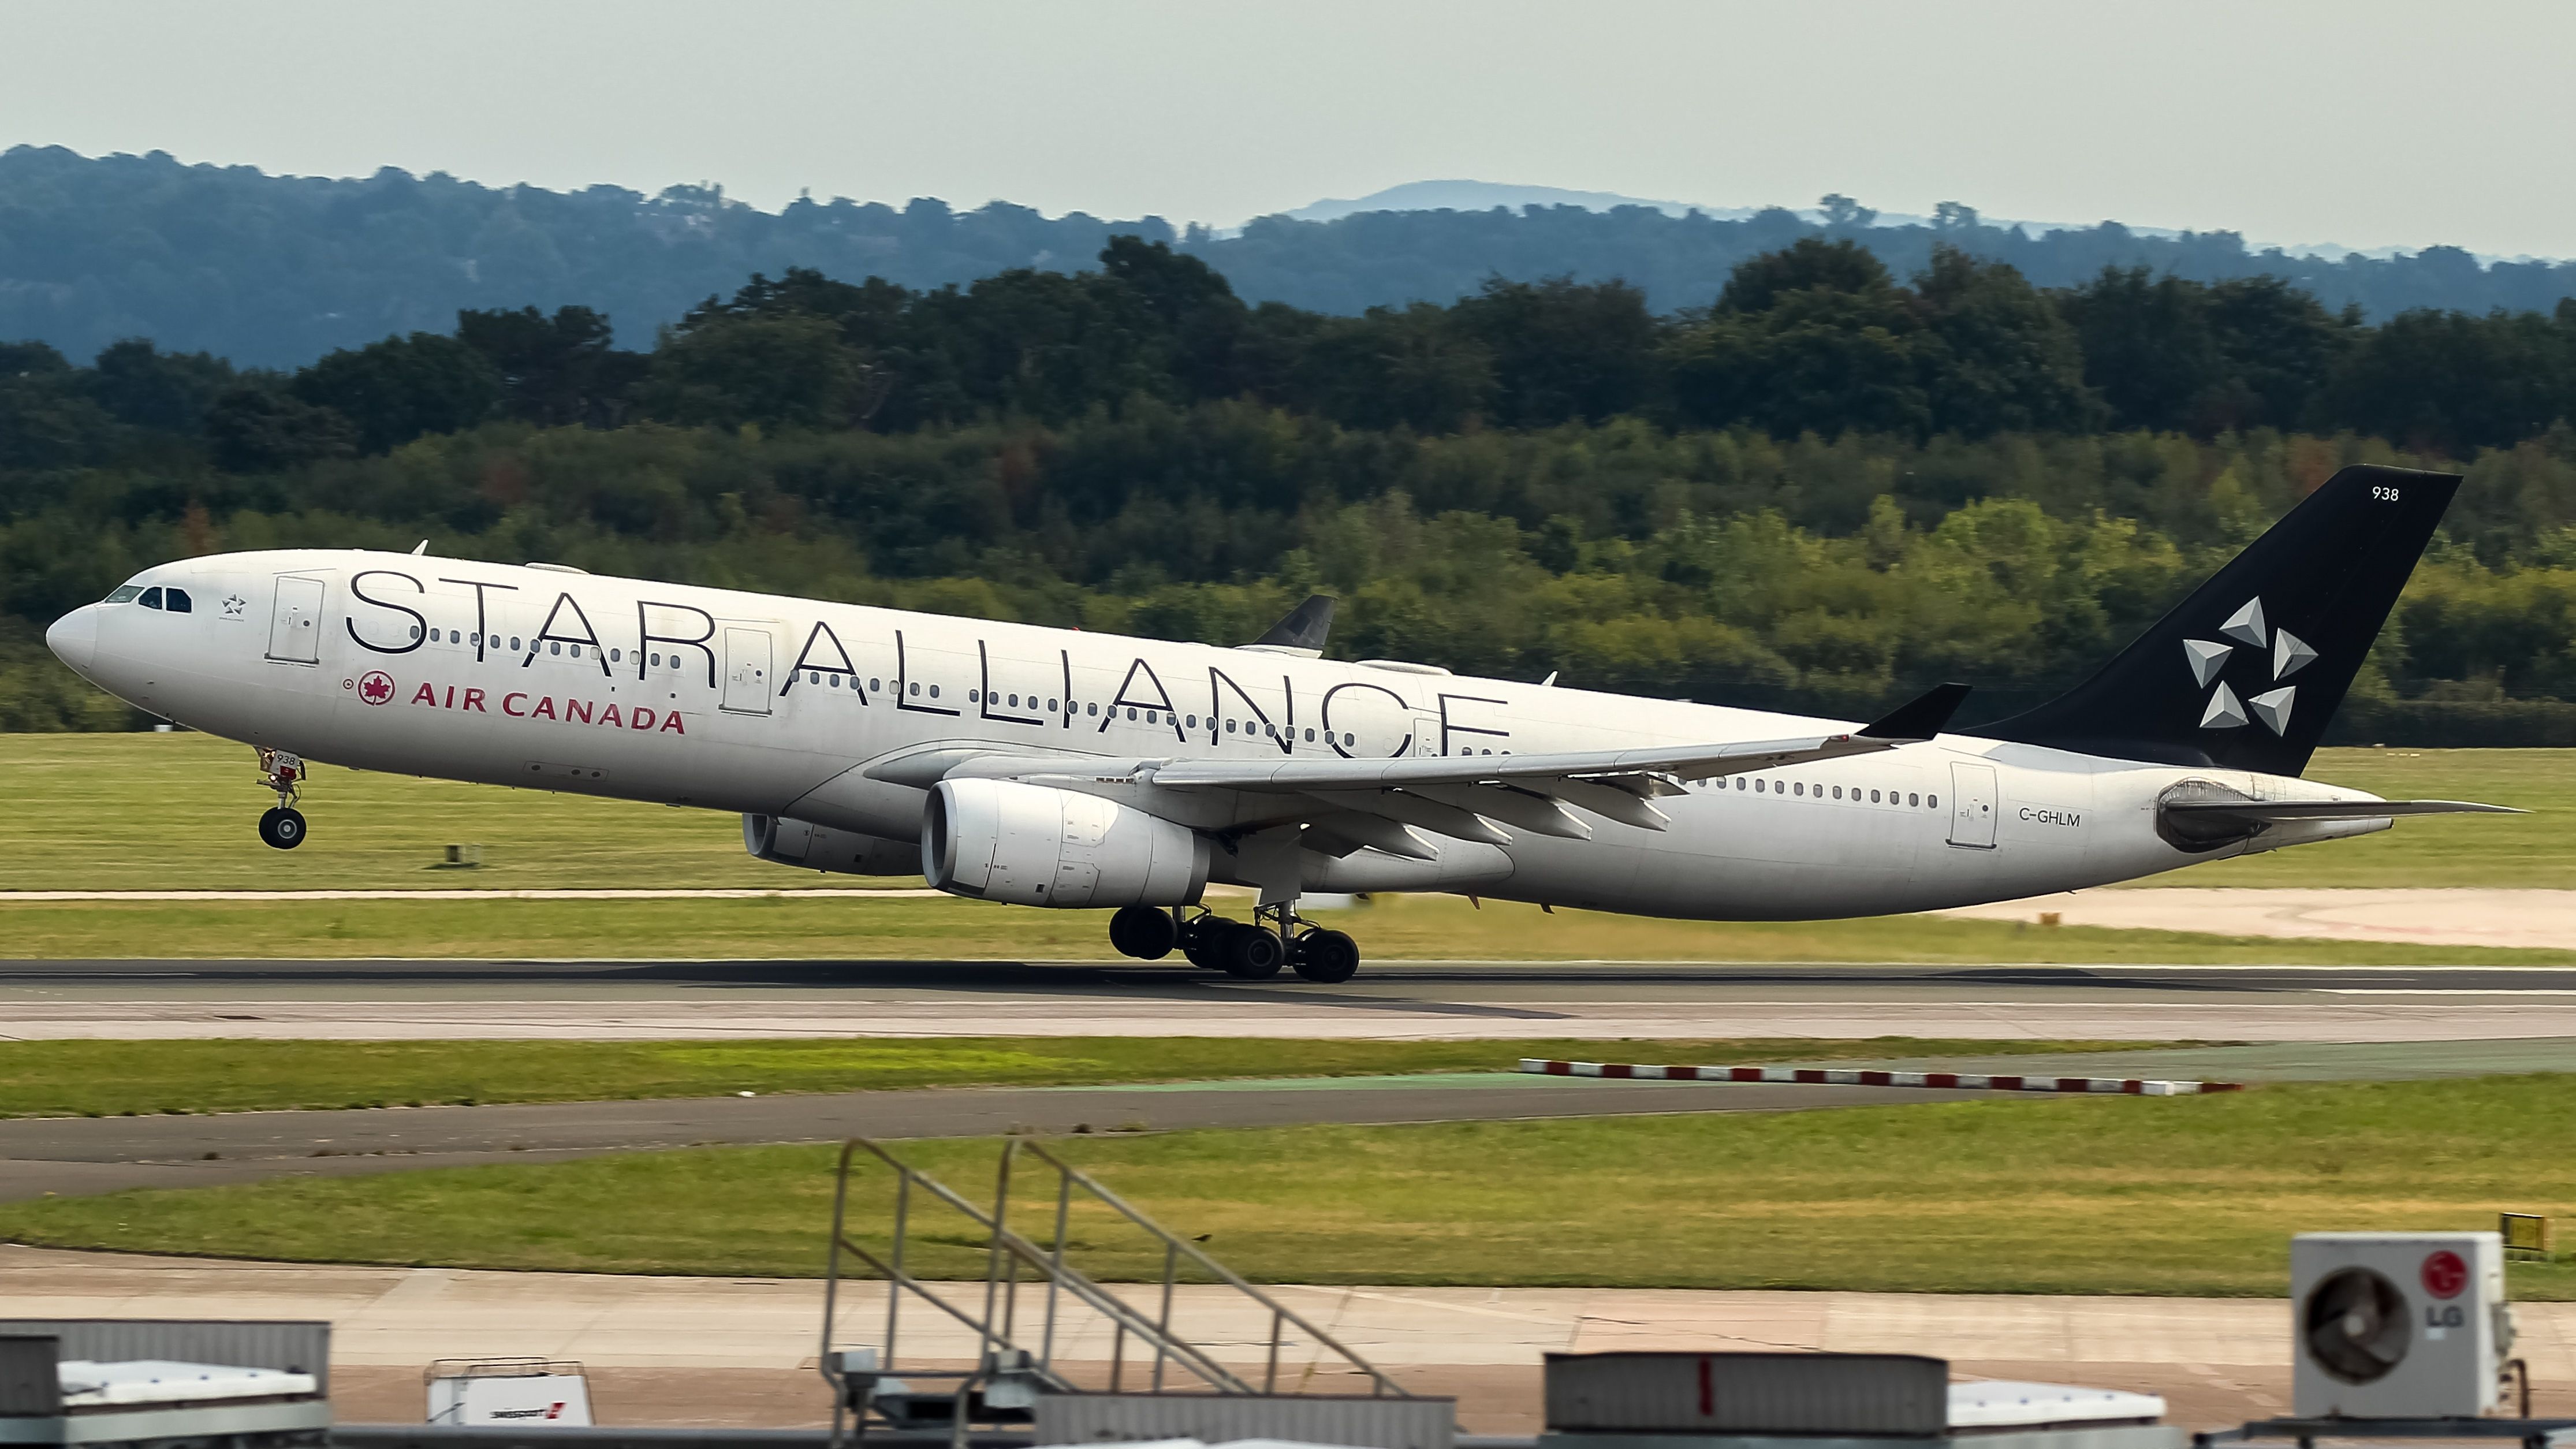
(47, 549, 2388, 920)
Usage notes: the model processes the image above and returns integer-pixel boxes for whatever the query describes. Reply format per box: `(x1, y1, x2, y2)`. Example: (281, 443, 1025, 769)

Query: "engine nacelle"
(923, 778, 1210, 908)
(743, 814, 923, 878)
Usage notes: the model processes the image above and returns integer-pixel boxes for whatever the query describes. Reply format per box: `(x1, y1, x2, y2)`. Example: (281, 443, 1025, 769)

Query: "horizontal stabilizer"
(1860, 682, 1970, 740)
(2162, 798, 2523, 822)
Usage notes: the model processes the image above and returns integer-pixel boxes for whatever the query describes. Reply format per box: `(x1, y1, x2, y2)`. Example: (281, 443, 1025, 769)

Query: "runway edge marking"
(1518, 1058, 2245, 1096)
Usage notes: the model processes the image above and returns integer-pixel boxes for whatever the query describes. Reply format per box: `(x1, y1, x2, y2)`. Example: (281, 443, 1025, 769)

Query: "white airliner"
(46, 464, 2511, 982)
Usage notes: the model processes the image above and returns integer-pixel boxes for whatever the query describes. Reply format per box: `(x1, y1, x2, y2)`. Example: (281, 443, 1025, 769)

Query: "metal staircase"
(819, 1135, 1408, 1444)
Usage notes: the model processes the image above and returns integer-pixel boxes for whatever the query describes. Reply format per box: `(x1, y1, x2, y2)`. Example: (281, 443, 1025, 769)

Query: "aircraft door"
(1947, 761, 1999, 848)
(721, 627, 774, 715)
(266, 575, 325, 664)
(1411, 712, 1444, 757)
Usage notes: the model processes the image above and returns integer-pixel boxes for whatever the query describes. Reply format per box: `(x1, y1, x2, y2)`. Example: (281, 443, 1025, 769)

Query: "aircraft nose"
(46, 604, 99, 674)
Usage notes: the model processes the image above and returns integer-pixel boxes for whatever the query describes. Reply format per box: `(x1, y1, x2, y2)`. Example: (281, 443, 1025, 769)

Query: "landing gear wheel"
(1216, 922, 1287, 979)
(1109, 905, 1179, 960)
(1292, 928, 1360, 984)
(257, 806, 308, 850)
(1180, 915, 1233, 971)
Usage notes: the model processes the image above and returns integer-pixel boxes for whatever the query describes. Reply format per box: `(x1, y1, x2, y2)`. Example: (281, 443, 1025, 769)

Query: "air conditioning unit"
(2292, 1232, 2511, 1418)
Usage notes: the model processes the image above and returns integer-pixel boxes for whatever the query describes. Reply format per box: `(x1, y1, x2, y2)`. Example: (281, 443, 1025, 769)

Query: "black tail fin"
(1974, 464, 2458, 776)
(1246, 594, 1335, 657)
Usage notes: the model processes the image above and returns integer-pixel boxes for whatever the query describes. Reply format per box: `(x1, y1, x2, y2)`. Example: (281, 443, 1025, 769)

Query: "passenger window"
(105, 584, 144, 604)
(165, 588, 192, 613)
(1928, 795, 1938, 809)
(1908, 793, 1919, 807)
(510, 637, 523, 651)
(139, 587, 163, 610)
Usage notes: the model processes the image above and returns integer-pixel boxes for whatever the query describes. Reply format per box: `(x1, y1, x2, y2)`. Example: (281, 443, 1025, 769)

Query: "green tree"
(292, 332, 502, 452)
(1913, 247, 2095, 435)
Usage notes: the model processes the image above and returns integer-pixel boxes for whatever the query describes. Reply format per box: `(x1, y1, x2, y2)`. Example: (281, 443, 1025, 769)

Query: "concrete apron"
(10, 1246, 2576, 1435)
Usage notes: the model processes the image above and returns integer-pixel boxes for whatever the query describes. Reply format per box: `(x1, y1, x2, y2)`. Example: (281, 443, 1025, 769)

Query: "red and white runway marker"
(1518, 1058, 2243, 1096)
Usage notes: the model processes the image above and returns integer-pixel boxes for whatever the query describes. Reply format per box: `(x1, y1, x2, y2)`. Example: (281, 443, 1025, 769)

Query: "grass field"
(0, 1036, 2165, 1118)
(8, 1075, 2571, 1298)
(2, 735, 2563, 960)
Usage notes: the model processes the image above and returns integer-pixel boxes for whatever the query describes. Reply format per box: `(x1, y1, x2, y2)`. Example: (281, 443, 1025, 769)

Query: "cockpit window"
(138, 587, 163, 610)
(163, 587, 192, 613)
(105, 585, 144, 604)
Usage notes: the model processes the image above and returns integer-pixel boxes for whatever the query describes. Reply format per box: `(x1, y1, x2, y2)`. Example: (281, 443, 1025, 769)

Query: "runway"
(9, 959, 2576, 1041)
(0, 1072, 1977, 1202)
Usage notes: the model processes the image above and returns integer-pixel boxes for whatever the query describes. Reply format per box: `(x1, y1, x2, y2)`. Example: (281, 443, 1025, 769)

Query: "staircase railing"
(819, 1134, 1409, 1440)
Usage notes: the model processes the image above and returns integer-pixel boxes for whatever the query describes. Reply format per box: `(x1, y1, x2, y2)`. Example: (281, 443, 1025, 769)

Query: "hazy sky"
(8, 0, 2573, 256)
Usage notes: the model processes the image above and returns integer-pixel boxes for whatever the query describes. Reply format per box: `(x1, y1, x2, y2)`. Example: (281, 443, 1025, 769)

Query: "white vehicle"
(46, 464, 2511, 983)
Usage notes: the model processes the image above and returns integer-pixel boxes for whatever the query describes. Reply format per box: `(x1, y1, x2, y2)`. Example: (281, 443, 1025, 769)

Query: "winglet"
(1860, 682, 1971, 740)
(1242, 594, 1335, 657)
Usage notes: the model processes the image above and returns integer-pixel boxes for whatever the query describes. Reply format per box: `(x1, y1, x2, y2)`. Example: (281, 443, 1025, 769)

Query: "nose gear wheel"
(252, 746, 311, 850)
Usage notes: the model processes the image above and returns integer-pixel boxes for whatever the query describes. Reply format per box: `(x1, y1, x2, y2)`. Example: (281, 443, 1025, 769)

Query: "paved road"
(0, 1073, 1974, 1202)
(8, 959, 2576, 1041)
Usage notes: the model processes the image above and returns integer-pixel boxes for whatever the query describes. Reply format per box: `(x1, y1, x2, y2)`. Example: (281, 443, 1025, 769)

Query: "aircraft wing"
(1140, 732, 1889, 792)
(952, 731, 1895, 849)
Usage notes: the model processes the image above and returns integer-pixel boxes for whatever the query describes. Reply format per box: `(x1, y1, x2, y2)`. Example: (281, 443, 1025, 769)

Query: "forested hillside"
(9, 144, 2576, 367)
(8, 231, 2576, 742)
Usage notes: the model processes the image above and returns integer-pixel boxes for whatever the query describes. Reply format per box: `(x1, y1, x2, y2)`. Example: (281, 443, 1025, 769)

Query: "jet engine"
(923, 778, 1210, 908)
(743, 814, 923, 878)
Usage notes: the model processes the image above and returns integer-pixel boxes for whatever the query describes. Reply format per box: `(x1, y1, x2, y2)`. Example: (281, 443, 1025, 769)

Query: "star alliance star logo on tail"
(2184, 597, 2314, 736)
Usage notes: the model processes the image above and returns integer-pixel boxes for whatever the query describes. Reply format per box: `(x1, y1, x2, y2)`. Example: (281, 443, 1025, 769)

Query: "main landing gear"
(1107, 904, 1361, 984)
(254, 747, 309, 851)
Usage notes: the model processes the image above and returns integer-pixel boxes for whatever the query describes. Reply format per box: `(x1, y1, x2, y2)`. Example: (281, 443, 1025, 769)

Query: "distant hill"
(1280, 179, 1748, 224)
(6, 145, 2576, 368)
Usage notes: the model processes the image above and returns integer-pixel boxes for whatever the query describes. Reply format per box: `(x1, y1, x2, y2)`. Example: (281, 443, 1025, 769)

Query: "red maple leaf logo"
(359, 671, 396, 705)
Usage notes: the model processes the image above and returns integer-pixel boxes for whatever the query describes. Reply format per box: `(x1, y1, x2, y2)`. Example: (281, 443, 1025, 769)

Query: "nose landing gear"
(1112, 902, 1362, 983)
(254, 747, 308, 851)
